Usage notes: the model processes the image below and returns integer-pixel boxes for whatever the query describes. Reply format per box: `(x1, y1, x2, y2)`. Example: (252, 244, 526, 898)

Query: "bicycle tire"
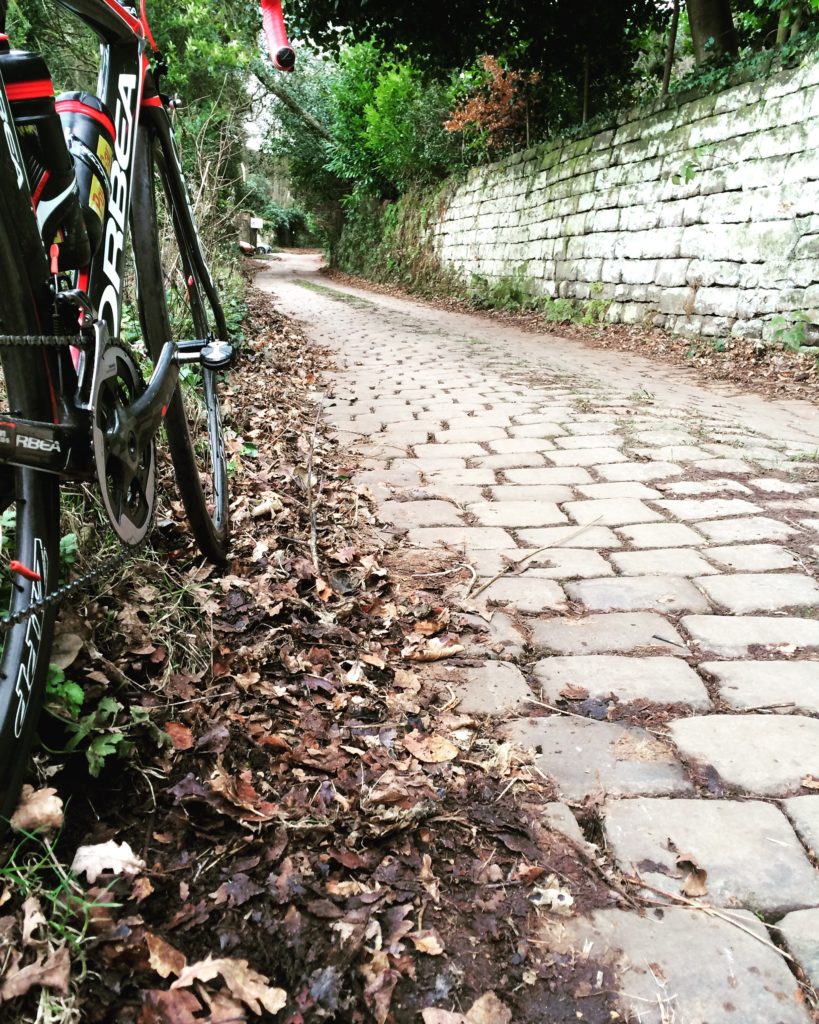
(0, 218, 60, 821)
(130, 127, 230, 564)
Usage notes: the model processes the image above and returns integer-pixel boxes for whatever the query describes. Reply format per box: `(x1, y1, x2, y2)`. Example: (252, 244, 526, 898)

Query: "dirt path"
(258, 251, 819, 1024)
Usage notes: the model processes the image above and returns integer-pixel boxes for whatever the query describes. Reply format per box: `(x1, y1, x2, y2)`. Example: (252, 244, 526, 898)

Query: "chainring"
(91, 344, 156, 546)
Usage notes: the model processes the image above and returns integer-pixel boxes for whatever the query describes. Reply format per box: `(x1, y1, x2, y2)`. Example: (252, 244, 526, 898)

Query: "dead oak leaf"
(403, 730, 458, 764)
(466, 991, 513, 1024)
(71, 840, 146, 885)
(10, 785, 64, 834)
(170, 955, 286, 1015)
(402, 636, 464, 662)
(676, 853, 708, 898)
(0, 945, 70, 1002)
(409, 929, 445, 955)
(139, 989, 202, 1024)
(146, 933, 187, 979)
(22, 897, 46, 947)
(802, 774, 819, 790)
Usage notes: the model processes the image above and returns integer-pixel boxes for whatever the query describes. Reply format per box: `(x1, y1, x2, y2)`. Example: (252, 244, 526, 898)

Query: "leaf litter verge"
(0, 276, 621, 1023)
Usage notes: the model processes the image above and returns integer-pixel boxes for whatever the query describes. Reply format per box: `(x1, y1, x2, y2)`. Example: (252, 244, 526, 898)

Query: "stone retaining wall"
(431, 59, 819, 341)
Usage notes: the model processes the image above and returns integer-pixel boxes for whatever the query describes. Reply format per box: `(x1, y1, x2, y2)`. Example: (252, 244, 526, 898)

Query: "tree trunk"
(662, 0, 681, 95)
(686, 0, 738, 64)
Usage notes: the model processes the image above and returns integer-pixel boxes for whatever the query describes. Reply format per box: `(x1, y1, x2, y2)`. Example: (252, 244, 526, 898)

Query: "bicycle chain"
(0, 333, 153, 634)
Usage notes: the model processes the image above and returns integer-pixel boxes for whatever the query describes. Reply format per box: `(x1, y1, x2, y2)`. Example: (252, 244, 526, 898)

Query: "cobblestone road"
(259, 252, 819, 1023)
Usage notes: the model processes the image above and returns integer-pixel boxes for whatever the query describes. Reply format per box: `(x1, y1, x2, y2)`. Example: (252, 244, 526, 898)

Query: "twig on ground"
(466, 519, 603, 599)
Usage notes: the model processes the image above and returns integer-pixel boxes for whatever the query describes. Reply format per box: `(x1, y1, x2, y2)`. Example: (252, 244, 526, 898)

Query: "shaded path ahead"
(259, 252, 819, 1023)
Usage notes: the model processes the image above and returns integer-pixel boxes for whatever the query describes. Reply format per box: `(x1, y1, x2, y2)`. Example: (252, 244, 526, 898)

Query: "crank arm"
(0, 414, 92, 476)
(108, 342, 179, 459)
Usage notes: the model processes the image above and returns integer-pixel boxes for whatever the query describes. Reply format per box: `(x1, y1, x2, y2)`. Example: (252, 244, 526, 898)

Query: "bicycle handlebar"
(260, 0, 295, 71)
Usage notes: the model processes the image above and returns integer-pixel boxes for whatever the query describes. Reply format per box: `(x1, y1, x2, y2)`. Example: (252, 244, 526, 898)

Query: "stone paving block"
(610, 548, 719, 576)
(433, 426, 507, 444)
(502, 716, 692, 799)
(604, 798, 819, 914)
(565, 575, 711, 613)
(703, 660, 819, 714)
(377, 500, 464, 529)
(406, 526, 515, 550)
(446, 413, 512, 430)
(478, 575, 567, 614)
(542, 907, 811, 1024)
(782, 796, 819, 853)
(504, 467, 593, 485)
(564, 420, 619, 435)
(632, 430, 697, 445)
(486, 437, 555, 455)
(682, 614, 819, 657)
(543, 803, 589, 848)
(564, 498, 664, 526)
(508, 422, 568, 437)
(532, 655, 711, 708)
(554, 434, 624, 449)
(424, 467, 497, 487)
(617, 522, 705, 548)
(752, 478, 811, 494)
(400, 457, 467, 474)
(692, 458, 754, 474)
(705, 543, 798, 571)
(778, 910, 819, 989)
(518, 526, 622, 549)
(434, 661, 533, 715)
(413, 484, 485, 505)
(577, 482, 663, 499)
(658, 478, 754, 495)
(655, 497, 763, 520)
(380, 427, 431, 447)
(471, 453, 547, 470)
(489, 485, 575, 503)
(546, 448, 628, 467)
(695, 573, 819, 613)
(634, 445, 715, 461)
(357, 466, 423, 489)
(595, 461, 684, 482)
(413, 442, 486, 459)
(531, 612, 688, 656)
(467, 501, 567, 528)
(669, 714, 819, 795)
(468, 548, 615, 580)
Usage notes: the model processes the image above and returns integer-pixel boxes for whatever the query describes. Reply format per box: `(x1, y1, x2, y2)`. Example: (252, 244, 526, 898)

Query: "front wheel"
(130, 127, 230, 564)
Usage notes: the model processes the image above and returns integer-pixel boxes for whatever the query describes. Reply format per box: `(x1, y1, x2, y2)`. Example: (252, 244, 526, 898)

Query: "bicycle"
(0, 0, 295, 819)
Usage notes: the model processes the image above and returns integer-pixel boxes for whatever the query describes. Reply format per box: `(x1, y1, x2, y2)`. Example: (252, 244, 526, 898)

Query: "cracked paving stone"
(563, 498, 663, 526)
(777, 910, 819, 989)
(532, 655, 711, 709)
(669, 715, 819, 796)
(565, 575, 711, 613)
(782, 796, 819, 854)
(466, 501, 567, 528)
(695, 516, 799, 544)
(703, 660, 819, 714)
(502, 716, 692, 800)
(704, 543, 798, 572)
(475, 575, 567, 613)
(604, 797, 819, 914)
(541, 907, 812, 1024)
(695, 573, 819, 613)
(610, 548, 718, 576)
(681, 614, 819, 656)
(531, 612, 689, 656)
(617, 522, 705, 548)
(376, 500, 464, 529)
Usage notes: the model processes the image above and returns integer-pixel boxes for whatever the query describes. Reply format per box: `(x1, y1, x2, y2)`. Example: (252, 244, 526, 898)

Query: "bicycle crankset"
(91, 344, 156, 546)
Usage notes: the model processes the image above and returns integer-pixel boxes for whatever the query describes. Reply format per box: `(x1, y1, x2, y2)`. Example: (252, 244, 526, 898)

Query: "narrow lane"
(258, 251, 819, 1022)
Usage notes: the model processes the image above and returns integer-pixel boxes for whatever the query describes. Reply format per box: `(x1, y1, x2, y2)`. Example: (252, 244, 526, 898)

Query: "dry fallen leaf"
(403, 730, 459, 763)
(146, 933, 187, 979)
(164, 722, 195, 751)
(559, 683, 589, 700)
(71, 840, 146, 884)
(422, 1011, 467, 1024)
(171, 955, 286, 1015)
(402, 636, 464, 662)
(0, 945, 70, 1002)
(802, 774, 819, 791)
(21, 898, 46, 947)
(465, 991, 513, 1024)
(51, 631, 83, 670)
(10, 786, 64, 834)
(409, 929, 445, 955)
(676, 854, 708, 897)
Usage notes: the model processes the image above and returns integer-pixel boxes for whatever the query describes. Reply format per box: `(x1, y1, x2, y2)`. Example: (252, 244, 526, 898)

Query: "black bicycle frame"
(0, 0, 227, 477)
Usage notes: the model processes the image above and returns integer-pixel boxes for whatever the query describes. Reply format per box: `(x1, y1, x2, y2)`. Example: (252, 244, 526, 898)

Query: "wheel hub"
(91, 345, 155, 546)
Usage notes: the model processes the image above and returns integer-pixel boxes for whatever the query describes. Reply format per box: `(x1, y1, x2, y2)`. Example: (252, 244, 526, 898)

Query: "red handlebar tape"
(260, 0, 295, 71)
